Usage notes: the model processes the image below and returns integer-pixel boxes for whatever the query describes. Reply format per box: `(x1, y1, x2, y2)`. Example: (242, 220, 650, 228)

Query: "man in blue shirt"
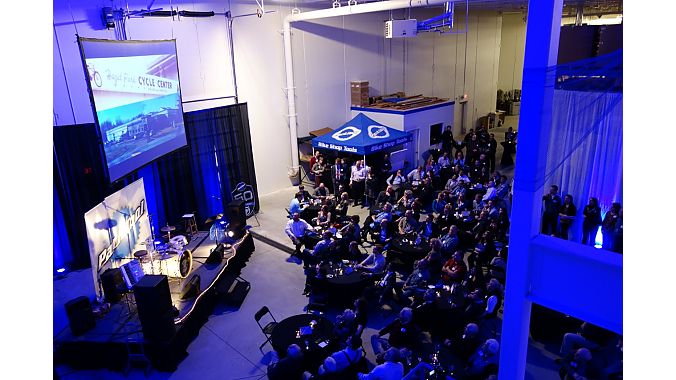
(361, 203, 393, 241)
(289, 192, 304, 216)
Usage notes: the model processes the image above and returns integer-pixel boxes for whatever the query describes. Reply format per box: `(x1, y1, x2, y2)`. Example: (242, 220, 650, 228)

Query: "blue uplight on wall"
(594, 225, 603, 249)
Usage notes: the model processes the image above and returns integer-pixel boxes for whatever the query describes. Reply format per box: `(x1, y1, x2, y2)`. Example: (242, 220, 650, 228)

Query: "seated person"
(411, 289, 441, 335)
(443, 323, 482, 362)
(397, 210, 419, 235)
(301, 230, 334, 266)
(334, 192, 351, 219)
(407, 166, 425, 187)
(333, 309, 358, 344)
(464, 339, 500, 379)
(418, 214, 441, 240)
(437, 203, 457, 229)
(439, 225, 460, 257)
(358, 348, 404, 380)
(356, 244, 386, 274)
(432, 192, 448, 214)
(371, 308, 418, 356)
(314, 182, 329, 198)
(329, 335, 365, 373)
(376, 185, 397, 208)
(402, 259, 431, 300)
(361, 203, 394, 240)
(396, 189, 415, 210)
(559, 348, 593, 380)
(560, 321, 617, 358)
(372, 219, 394, 246)
(285, 212, 313, 255)
(305, 357, 342, 380)
(267, 344, 305, 380)
(376, 263, 403, 306)
(297, 185, 314, 203)
(289, 192, 305, 216)
(441, 250, 468, 284)
(312, 205, 332, 228)
(482, 181, 497, 202)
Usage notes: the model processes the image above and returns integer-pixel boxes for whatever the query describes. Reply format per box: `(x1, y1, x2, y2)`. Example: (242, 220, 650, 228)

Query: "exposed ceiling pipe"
(283, 0, 449, 169)
(418, 1, 454, 31)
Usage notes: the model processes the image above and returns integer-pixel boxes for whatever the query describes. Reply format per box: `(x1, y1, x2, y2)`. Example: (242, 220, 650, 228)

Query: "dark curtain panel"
(53, 123, 108, 270)
(184, 103, 259, 224)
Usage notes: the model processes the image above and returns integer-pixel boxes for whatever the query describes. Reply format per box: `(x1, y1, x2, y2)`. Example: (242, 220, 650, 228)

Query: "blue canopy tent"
(311, 113, 413, 164)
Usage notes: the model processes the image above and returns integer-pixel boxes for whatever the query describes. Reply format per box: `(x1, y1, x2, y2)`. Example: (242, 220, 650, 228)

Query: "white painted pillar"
(498, 0, 563, 379)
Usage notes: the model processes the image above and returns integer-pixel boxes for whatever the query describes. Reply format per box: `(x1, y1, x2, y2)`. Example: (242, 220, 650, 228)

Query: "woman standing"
(602, 202, 621, 252)
(312, 156, 326, 188)
(581, 197, 602, 246)
(558, 194, 577, 240)
(364, 168, 377, 209)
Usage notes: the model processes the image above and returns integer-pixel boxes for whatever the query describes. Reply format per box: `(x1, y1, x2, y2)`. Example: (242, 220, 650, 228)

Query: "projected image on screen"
(79, 38, 187, 182)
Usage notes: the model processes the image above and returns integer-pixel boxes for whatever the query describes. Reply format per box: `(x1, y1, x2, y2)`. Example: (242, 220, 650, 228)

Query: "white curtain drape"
(545, 89, 623, 242)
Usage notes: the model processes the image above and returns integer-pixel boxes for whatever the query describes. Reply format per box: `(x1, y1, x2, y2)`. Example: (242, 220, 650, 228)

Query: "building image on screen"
(80, 38, 187, 182)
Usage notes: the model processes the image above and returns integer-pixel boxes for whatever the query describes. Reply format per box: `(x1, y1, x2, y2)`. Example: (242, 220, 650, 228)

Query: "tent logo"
(368, 125, 390, 139)
(333, 126, 361, 141)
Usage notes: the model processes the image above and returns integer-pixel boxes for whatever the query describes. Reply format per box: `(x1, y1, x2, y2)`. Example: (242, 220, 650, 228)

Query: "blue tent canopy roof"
(311, 113, 413, 155)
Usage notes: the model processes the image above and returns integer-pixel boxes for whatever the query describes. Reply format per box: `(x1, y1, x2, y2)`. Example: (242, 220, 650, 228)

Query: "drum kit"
(135, 226, 193, 279)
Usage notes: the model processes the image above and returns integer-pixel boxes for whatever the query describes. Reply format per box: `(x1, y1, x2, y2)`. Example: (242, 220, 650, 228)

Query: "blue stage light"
(594, 226, 603, 249)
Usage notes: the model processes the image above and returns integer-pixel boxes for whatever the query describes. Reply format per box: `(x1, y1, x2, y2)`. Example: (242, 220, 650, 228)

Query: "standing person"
(350, 160, 367, 206)
(379, 153, 393, 189)
(541, 185, 562, 236)
(601, 202, 621, 252)
(364, 168, 378, 209)
(581, 197, 602, 246)
(312, 155, 326, 188)
(331, 158, 345, 196)
(487, 133, 498, 173)
(441, 125, 455, 155)
(558, 194, 577, 240)
(285, 212, 313, 256)
(309, 150, 321, 183)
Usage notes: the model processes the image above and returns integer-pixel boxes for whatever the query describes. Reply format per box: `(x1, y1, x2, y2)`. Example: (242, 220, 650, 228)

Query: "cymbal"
(161, 225, 177, 232)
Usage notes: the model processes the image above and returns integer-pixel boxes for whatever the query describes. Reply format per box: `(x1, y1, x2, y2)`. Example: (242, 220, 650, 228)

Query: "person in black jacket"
(542, 185, 562, 236)
(267, 344, 305, 380)
(581, 197, 602, 246)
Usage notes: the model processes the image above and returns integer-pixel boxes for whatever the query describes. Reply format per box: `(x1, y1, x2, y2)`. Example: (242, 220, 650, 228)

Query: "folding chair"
(254, 306, 278, 351)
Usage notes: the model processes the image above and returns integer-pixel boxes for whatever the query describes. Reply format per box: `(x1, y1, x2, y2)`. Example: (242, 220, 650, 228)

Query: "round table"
(270, 314, 334, 358)
(389, 234, 432, 272)
(310, 262, 372, 307)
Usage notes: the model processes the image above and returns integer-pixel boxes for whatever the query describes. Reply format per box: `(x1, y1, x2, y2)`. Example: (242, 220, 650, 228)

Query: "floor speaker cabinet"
(216, 274, 250, 308)
(226, 200, 246, 230)
(206, 243, 225, 265)
(101, 268, 124, 303)
(179, 274, 201, 300)
(134, 275, 176, 342)
(65, 296, 96, 336)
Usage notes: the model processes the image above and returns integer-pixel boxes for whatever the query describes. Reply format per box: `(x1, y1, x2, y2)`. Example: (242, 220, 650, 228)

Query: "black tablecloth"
(310, 263, 372, 306)
(270, 314, 334, 356)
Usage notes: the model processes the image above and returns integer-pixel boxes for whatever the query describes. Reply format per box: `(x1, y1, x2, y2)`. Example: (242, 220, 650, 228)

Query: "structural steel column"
(498, 0, 563, 379)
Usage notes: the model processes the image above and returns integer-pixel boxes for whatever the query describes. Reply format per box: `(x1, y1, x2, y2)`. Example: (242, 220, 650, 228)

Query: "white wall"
(497, 12, 527, 93)
(53, 1, 508, 196)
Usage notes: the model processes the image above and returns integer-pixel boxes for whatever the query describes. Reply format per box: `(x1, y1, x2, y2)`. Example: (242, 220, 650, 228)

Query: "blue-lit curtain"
(545, 89, 623, 243)
(184, 103, 259, 224)
(53, 182, 72, 272)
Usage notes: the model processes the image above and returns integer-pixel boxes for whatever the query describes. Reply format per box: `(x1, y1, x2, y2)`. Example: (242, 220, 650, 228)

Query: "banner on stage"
(84, 178, 152, 300)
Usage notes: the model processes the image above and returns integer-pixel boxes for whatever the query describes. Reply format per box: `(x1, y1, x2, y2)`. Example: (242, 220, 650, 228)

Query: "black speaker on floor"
(226, 200, 246, 230)
(65, 296, 96, 336)
(134, 275, 175, 342)
(100, 268, 124, 303)
(179, 274, 201, 300)
(206, 243, 225, 264)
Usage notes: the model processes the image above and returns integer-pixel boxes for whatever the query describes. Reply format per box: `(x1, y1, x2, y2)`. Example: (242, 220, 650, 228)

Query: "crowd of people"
(541, 185, 623, 253)
(278, 125, 516, 379)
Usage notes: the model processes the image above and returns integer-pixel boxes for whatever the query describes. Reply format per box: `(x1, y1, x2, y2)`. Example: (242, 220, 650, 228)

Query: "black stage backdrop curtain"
(184, 103, 259, 222)
(53, 123, 108, 269)
(53, 103, 257, 271)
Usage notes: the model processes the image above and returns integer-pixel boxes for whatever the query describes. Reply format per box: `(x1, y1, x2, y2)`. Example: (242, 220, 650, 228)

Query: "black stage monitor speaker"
(206, 243, 225, 264)
(226, 200, 246, 230)
(101, 268, 124, 303)
(134, 275, 176, 342)
(180, 274, 201, 300)
(65, 296, 96, 336)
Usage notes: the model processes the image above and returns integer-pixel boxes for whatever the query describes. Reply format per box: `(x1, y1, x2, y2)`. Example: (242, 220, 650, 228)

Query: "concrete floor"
(54, 114, 566, 379)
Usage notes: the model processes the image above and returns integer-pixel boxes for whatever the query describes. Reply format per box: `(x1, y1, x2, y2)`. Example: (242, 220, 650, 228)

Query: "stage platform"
(54, 231, 255, 372)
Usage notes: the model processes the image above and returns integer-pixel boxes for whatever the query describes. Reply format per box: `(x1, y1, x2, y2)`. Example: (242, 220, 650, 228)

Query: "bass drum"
(163, 249, 193, 278)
